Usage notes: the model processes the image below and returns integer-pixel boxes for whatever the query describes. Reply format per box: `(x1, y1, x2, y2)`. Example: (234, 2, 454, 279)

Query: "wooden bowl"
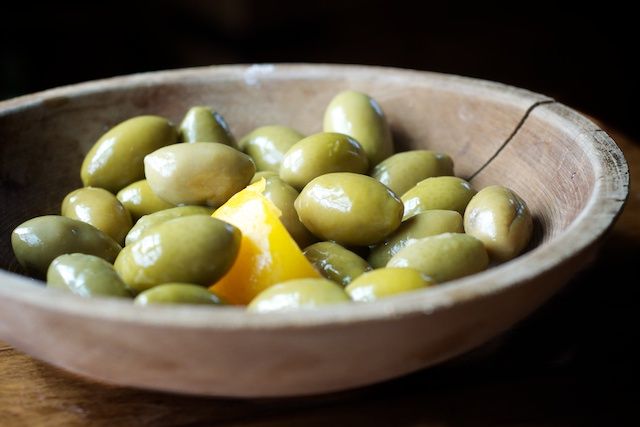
(0, 64, 628, 397)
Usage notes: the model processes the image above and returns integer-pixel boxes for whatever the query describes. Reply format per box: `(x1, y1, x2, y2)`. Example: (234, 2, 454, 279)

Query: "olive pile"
(11, 91, 533, 311)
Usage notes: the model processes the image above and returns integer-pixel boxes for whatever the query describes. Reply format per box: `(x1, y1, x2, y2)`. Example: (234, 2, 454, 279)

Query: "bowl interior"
(0, 65, 593, 272)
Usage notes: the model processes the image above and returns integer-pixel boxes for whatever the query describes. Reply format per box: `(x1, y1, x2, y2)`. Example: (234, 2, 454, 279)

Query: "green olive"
(303, 242, 371, 286)
(179, 106, 237, 147)
(371, 150, 454, 196)
(134, 283, 224, 305)
(279, 132, 369, 190)
(241, 125, 304, 172)
(401, 176, 476, 219)
(114, 215, 240, 293)
(323, 90, 393, 166)
(11, 216, 121, 278)
(125, 205, 214, 246)
(250, 171, 279, 184)
(247, 278, 350, 312)
(345, 268, 434, 302)
(47, 253, 130, 298)
(368, 210, 463, 268)
(260, 176, 316, 248)
(81, 116, 177, 193)
(387, 233, 489, 283)
(61, 187, 133, 246)
(295, 173, 404, 246)
(116, 179, 174, 221)
(144, 142, 255, 207)
(464, 185, 533, 262)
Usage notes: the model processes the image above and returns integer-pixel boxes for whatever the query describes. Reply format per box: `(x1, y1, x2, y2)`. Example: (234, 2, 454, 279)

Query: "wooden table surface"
(1, 126, 638, 426)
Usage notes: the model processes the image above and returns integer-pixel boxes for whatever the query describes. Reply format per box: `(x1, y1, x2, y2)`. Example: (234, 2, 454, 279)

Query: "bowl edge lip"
(0, 63, 629, 330)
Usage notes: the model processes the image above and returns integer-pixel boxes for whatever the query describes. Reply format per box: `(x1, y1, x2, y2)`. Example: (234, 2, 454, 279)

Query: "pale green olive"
(368, 210, 464, 268)
(179, 106, 237, 147)
(371, 150, 454, 196)
(241, 125, 304, 172)
(260, 176, 316, 248)
(47, 253, 130, 298)
(247, 278, 350, 312)
(345, 268, 434, 302)
(62, 187, 132, 246)
(11, 216, 121, 278)
(81, 116, 177, 193)
(323, 90, 393, 166)
(144, 142, 255, 207)
(134, 283, 225, 305)
(250, 171, 279, 184)
(401, 176, 476, 219)
(464, 185, 533, 262)
(125, 205, 214, 246)
(116, 179, 175, 221)
(303, 241, 371, 286)
(114, 215, 241, 293)
(295, 173, 404, 246)
(387, 233, 489, 283)
(279, 132, 369, 190)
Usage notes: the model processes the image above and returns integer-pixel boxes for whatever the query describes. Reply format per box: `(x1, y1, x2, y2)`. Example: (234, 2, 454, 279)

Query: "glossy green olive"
(368, 210, 464, 268)
(387, 233, 489, 283)
(464, 185, 533, 262)
(371, 150, 454, 196)
(47, 253, 130, 298)
(401, 176, 476, 219)
(279, 132, 369, 190)
(134, 283, 224, 305)
(144, 142, 255, 207)
(125, 205, 215, 246)
(241, 125, 304, 172)
(11, 216, 121, 278)
(179, 106, 236, 147)
(247, 278, 350, 312)
(295, 173, 404, 246)
(345, 268, 434, 302)
(323, 90, 393, 166)
(303, 242, 371, 286)
(250, 171, 279, 184)
(61, 187, 133, 246)
(116, 179, 174, 221)
(114, 215, 241, 293)
(260, 176, 316, 248)
(81, 116, 177, 193)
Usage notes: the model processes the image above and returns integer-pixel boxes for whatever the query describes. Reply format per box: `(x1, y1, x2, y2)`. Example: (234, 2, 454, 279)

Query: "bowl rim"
(0, 63, 629, 330)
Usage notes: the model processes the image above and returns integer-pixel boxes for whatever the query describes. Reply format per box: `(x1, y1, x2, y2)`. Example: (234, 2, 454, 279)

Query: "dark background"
(1, 1, 638, 424)
(1, 1, 638, 139)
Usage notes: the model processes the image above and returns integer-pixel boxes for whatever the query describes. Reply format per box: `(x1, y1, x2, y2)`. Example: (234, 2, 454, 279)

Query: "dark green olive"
(144, 142, 255, 207)
(247, 278, 350, 312)
(303, 241, 371, 286)
(81, 115, 177, 193)
(323, 90, 394, 166)
(387, 233, 489, 283)
(114, 216, 241, 293)
(371, 150, 454, 196)
(241, 125, 304, 172)
(401, 176, 476, 219)
(179, 106, 237, 147)
(279, 132, 369, 190)
(47, 253, 130, 298)
(116, 179, 174, 221)
(62, 187, 133, 246)
(368, 210, 463, 268)
(134, 283, 225, 305)
(11, 216, 121, 278)
(125, 205, 215, 246)
(295, 173, 403, 246)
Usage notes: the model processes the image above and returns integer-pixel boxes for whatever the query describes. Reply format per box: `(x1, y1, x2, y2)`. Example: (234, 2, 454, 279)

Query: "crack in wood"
(469, 99, 555, 181)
